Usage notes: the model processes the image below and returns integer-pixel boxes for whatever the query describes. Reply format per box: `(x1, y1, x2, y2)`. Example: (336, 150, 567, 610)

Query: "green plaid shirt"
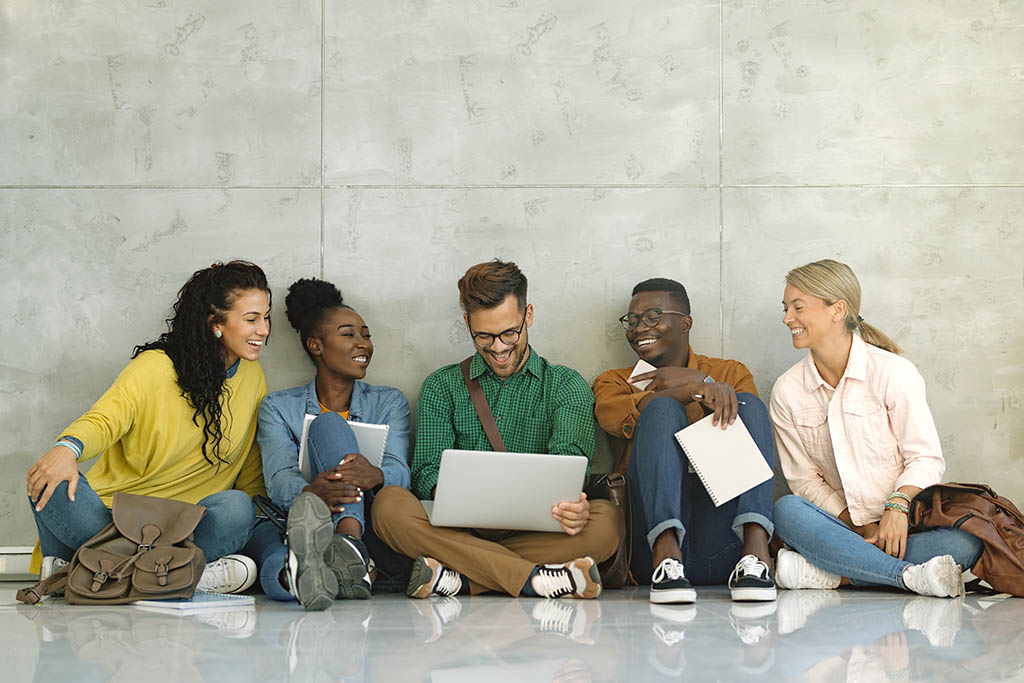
(412, 346, 595, 499)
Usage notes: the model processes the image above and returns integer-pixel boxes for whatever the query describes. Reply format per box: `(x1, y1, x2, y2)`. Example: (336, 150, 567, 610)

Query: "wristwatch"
(703, 375, 715, 384)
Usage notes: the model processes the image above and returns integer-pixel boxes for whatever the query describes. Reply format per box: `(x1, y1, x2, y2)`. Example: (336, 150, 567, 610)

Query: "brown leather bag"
(18, 492, 207, 605)
(459, 357, 632, 588)
(909, 482, 1024, 597)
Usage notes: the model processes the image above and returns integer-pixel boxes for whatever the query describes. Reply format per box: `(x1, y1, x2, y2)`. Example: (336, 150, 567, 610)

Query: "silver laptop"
(423, 450, 588, 533)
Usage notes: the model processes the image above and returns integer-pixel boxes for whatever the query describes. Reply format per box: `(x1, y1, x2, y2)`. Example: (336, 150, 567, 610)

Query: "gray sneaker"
(325, 533, 371, 600)
(286, 492, 338, 611)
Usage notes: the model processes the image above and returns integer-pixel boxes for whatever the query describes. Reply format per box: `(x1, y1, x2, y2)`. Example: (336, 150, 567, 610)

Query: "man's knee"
(638, 396, 686, 424)
(370, 486, 419, 537)
(584, 499, 625, 562)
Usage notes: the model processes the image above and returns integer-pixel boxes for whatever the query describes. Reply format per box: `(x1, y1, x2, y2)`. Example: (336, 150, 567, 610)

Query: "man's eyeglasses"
(471, 316, 527, 348)
(618, 308, 688, 331)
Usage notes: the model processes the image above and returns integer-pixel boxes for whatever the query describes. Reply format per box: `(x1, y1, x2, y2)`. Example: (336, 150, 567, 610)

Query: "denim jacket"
(258, 378, 412, 510)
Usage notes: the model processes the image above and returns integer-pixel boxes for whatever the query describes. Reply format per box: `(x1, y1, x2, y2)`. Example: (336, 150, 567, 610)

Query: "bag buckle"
(155, 561, 170, 587)
(90, 570, 109, 593)
(138, 543, 154, 552)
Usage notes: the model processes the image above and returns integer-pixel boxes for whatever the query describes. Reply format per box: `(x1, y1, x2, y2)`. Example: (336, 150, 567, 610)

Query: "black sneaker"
(326, 533, 372, 600)
(286, 492, 338, 611)
(728, 554, 777, 602)
(650, 558, 696, 604)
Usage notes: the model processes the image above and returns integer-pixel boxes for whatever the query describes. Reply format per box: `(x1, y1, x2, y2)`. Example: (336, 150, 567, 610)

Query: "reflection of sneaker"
(326, 534, 371, 600)
(649, 603, 693, 676)
(197, 554, 257, 594)
(530, 599, 602, 644)
(407, 556, 463, 598)
(193, 606, 257, 638)
(650, 558, 696, 604)
(902, 555, 965, 598)
(532, 557, 602, 599)
(776, 589, 842, 635)
(903, 596, 965, 647)
(285, 492, 338, 611)
(412, 595, 464, 642)
(729, 554, 777, 602)
(775, 549, 840, 590)
(729, 601, 778, 645)
(40, 556, 69, 580)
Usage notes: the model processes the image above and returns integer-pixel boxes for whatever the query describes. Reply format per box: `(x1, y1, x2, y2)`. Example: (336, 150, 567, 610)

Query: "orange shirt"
(318, 401, 350, 420)
(593, 346, 758, 473)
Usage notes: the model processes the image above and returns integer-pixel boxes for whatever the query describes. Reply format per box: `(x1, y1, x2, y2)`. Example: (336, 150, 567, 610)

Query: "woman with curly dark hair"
(248, 277, 412, 610)
(26, 260, 272, 594)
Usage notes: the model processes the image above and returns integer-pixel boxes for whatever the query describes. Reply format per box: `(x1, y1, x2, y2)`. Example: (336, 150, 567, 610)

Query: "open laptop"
(422, 450, 588, 533)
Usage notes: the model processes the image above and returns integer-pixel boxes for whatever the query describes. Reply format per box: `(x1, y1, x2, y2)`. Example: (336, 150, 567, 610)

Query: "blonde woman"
(769, 259, 981, 597)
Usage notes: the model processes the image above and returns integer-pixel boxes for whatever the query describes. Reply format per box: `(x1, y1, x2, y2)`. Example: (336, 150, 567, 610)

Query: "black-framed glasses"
(618, 308, 688, 331)
(471, 316, 527, 348)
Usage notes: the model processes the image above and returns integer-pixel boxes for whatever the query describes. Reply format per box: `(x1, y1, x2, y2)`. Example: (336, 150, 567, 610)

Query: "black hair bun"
(284, 278, 344, 332)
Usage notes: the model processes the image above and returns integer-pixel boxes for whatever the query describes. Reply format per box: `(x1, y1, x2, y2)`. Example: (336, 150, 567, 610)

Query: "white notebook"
(133, 591, 254, 613)
(298, 415, 390, 481)
(627, 359, 657, 391)
(673, 413, 772, 506)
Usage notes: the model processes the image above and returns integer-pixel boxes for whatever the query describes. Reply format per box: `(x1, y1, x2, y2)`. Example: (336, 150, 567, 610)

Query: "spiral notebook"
(298, 415, 390, 481)
(673, 413, 772, 506)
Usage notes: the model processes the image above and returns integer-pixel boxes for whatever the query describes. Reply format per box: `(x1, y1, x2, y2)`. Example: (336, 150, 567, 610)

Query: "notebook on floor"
(673, 413, 772, 507)
(298, 414, 390, 481)
(132, 591, 255, 612)
(424, 450, 588, 533)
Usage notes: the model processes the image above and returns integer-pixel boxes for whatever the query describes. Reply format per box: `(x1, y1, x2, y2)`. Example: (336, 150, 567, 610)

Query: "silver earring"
(214, 329, 223, 339)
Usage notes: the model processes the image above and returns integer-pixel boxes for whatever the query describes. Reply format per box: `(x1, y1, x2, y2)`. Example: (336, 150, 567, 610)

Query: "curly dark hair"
(284, 278, 349, 361)
(133, 261, 271, 466)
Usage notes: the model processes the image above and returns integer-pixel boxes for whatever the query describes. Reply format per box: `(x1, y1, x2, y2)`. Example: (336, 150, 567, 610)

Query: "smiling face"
(625, 290, 691, 368)
(308, 307, 373, 381)
(212, 288, 271, 367)
(782, 283, 847, 350)
(465, 294, 533, 380)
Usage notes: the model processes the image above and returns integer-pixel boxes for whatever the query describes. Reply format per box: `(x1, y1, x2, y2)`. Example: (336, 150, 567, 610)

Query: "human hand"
(629, 366, 707, 396)
(694, 381, 740, 428)
(335, 453, 385, 491)
(303, 465, 362, 513)
(552, 492, 590, 536)
(27, 445, 80, 512)
(865, 508, 909, 559)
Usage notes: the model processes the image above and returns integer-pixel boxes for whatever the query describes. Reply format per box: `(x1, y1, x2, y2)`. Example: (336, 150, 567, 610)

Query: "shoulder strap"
(460, 357, 506, 452)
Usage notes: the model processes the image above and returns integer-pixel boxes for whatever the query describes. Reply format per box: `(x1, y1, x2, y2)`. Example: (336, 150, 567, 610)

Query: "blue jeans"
(774, 494, 984, 588)
(30, 476, 256, 563)
(249, 413, 390, 601)
(627, 394, 776, 584)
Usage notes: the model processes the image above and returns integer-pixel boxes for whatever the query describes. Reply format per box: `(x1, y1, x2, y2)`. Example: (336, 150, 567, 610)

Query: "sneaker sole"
(573, 557, 602, 599)
(406, 557, 437, 599)
(650, 587, 697, 604)
(927, 557, 965, 598)
(730, 586, 778, 602)
(287, 493, 338, 611)
(330, 537, 372, 601)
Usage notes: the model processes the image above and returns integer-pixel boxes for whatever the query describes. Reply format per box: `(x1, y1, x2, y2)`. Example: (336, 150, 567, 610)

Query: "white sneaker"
(193, 605, 258, 639)
(901, 555, 964, 598)
(775, 549, 841, 590)
(903, 595, 965, 647)
(776, 589, 842, 634)
(39, 556, 69, 580)
(197, 554, 257, 594)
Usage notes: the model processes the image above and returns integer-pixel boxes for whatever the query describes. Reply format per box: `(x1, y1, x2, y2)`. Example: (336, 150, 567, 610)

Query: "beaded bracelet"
(887, 492, 912, 504)
(884, 501, 910, 515)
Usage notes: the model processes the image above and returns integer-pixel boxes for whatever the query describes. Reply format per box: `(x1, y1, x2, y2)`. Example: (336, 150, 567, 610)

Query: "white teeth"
(353, 356, 368, 362)
(790, 328, 804, 335)
(247, 340, 263, 346)
(637, 339, 656, 346)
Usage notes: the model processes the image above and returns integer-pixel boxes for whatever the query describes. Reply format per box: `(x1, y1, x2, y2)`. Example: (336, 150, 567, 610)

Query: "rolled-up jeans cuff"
(731, 512, 774, 542)
(647, 519, 685, 551)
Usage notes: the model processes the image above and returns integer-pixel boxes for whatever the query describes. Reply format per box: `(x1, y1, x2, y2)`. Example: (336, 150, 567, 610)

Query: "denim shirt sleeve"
(257, 394, 307, 510)
(373, 388, 412, 490)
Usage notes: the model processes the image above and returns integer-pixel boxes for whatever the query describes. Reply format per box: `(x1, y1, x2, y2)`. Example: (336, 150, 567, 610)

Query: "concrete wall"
(2, 1, 1022, 545)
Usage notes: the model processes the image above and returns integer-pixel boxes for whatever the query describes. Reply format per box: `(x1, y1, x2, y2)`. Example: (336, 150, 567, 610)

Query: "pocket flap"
(842, 399, 883, 417)
(793, 409, 827, 428)
(111, 492, 207, 545)
(134, 547, 198, 574)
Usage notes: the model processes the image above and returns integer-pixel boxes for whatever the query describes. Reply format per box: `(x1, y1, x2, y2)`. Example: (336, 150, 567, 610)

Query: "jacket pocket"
(793, 408, 830, 455)
(842, 399, 895, 465)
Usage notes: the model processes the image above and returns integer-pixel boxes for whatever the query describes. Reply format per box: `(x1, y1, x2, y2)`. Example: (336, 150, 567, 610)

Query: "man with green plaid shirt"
(372, 260, 624, 599)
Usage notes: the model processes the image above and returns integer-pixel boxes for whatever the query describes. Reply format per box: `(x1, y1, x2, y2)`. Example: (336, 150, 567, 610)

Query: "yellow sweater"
(65, 350, 267, 506)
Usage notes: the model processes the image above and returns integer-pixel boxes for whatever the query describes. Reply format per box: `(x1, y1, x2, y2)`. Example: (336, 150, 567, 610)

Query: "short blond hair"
(785, 259, 902, 354)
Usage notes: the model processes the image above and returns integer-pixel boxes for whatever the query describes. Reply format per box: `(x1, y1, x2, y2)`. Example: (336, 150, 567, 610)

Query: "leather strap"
(460, 357, 506, 452)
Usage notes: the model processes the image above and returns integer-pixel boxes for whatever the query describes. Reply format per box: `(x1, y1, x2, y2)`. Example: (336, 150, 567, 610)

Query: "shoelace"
(534, 600, 574, 633)
(652, 624, 685, 646)
(531, 566, 576, 598)
(730, 554, 767, 584)
(652, 558, 686, 583)
(433, 596, 463, 625)
(432, 567, 463, 597)
(202, 560, 239, 592)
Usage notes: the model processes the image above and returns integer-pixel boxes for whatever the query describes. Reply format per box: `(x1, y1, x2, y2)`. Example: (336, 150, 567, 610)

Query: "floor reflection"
(5, 585, 1024, 682)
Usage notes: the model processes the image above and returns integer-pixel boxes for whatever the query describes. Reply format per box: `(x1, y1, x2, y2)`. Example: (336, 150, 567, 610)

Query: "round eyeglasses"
(471, 316, 527, 348)
(618, 308, 688, 331)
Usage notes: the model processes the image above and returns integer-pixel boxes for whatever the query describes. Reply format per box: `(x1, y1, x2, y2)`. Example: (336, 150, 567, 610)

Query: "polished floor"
(3, 582, 1023, 682)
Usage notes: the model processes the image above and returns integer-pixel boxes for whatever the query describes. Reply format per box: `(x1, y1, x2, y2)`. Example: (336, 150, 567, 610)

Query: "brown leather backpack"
(909, 482, 1024, 597)
(18, 492, 207, 605)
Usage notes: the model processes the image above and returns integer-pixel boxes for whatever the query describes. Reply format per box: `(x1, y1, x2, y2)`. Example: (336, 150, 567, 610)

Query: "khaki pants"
(372, 486, 624, 596)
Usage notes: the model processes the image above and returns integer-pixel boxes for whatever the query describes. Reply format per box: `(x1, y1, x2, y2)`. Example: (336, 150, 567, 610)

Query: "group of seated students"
(26, 257, 984, 612)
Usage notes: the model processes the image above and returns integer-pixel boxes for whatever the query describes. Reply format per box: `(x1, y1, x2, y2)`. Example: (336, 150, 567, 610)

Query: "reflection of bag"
(910, 482, 1024, 597)
(18, 492, 207, 606)
(583, 472, 633, 588)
